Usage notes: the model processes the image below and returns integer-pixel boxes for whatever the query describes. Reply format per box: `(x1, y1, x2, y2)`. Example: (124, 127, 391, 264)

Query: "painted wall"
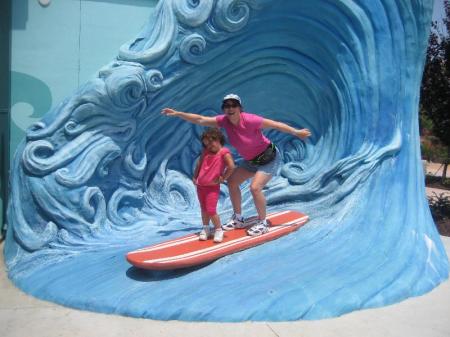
(0, 0, 12, 232)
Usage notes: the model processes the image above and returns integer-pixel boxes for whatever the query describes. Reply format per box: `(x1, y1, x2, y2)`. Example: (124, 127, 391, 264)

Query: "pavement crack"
(266, 323, 281, 337)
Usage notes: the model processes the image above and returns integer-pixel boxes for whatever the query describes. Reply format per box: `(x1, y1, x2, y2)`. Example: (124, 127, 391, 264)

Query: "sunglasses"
(222, 102, 240, 109)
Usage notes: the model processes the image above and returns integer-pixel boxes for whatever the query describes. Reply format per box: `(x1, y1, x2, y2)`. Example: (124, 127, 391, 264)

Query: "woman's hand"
(293, 128, 311, 139)
(212, 176, 225, 185)
(212, 176, 227, 185)
(161, 108, 179, 117)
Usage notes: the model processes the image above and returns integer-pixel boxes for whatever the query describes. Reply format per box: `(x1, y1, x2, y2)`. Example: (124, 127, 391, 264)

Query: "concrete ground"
(425, 162, 450, 197)
(425, 162, 448, 178)
(1, 235, 449, 337)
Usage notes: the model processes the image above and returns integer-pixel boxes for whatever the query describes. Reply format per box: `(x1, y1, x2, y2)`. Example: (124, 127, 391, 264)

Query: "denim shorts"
(240, 147, 282, 176)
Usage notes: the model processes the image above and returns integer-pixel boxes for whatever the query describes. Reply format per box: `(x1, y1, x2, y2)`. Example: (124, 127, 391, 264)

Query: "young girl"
(194, 128, 235, 242)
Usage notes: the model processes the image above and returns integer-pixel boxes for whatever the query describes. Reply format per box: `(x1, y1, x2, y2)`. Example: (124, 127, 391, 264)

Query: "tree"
(420, 0, 450, 183)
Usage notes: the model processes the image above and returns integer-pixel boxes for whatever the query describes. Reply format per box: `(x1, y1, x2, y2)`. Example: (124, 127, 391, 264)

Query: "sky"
(433, 0, 446, 21)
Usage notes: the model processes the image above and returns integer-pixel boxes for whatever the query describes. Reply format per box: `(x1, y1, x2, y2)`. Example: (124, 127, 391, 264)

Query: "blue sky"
(433, 0, 446, 21)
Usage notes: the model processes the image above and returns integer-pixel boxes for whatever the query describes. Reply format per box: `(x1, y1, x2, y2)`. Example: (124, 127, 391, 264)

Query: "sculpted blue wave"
(5, 0, 448, 321)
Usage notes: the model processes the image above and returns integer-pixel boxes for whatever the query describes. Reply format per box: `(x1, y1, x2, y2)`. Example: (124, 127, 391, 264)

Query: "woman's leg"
(227, 167, 255, 215)
(249, 172, 273, 220)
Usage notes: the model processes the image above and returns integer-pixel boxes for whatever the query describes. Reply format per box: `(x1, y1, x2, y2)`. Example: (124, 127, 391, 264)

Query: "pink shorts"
(197, 185, 220, 216)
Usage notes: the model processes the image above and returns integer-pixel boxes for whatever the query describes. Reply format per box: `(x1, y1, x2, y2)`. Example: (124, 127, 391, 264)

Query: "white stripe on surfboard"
(128, 211, 291, 255)
(142, 215, 308, 265)
(129, 234, 198, 253)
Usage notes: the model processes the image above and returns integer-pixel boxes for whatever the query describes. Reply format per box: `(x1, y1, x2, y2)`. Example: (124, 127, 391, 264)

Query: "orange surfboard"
(126, 210, 308, 270)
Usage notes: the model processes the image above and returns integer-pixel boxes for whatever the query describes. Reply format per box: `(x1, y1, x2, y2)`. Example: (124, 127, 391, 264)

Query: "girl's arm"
(218, 153, 235, 184)
(162, 108, 218, 127)
(193, 153, 204, 185)
(261, 118, 311, 139)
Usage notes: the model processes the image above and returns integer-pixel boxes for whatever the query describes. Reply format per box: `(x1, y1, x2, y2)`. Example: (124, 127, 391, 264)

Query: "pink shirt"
(216, 112, 270, 160)
(196, 147, 231, 186)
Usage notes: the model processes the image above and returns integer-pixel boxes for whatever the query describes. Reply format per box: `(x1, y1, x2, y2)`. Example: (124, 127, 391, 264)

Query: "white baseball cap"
(222, 93, 242, 105)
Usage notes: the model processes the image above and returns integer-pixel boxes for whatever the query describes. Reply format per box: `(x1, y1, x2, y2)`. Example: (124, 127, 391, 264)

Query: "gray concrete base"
(1, 237, 449, 337)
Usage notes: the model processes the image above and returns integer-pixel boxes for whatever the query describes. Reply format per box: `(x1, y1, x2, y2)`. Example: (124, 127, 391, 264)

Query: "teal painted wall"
(3, 0, 158, 231)
(1, 0, 11, 234)
(11, 0, 158, 159)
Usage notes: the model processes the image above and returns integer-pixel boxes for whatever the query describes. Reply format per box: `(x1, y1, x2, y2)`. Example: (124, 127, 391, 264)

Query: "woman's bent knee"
(250, 183, 263, 195)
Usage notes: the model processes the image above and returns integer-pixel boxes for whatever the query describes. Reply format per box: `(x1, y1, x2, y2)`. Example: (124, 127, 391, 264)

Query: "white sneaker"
(213, 229, 224, 243)
(199, 226, 211, 241)
(247, 220, 269, 237)
(222, 214, 247, 231)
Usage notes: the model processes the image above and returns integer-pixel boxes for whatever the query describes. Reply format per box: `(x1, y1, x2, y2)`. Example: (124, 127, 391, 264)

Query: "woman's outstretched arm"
(261, 118, 311, 139)
(161, 108, 218, 127)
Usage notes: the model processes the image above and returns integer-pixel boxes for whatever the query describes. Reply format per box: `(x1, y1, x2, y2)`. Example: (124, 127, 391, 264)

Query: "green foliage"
(421, 142, 433, 161)
(428, 192, 450, 222)
(420, 1, 449, 143)
(420, 1, 450, 180)
(426, 174, 450, 187)
(419, 110, 434, 134)
(421, 141, 449, 162)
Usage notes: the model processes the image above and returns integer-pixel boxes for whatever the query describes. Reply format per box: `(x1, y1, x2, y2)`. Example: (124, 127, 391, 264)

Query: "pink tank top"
(196, 147, 231, 186)
(216, 112, 270, 160)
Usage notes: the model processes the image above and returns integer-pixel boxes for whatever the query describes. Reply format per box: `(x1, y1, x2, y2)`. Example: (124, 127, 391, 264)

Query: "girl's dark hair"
(201, 127, 225, 146)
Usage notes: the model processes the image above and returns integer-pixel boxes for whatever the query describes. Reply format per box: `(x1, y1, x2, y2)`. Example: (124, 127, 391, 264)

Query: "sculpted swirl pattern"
(5, 0, 448, 322)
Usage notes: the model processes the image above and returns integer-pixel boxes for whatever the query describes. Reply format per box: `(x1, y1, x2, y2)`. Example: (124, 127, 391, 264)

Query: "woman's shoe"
(246, 221, 269, 236)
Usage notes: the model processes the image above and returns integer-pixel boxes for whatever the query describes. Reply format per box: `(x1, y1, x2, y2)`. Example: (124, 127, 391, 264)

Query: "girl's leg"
(249, 172, 273, 220)
(210, 214, 224, 242)
(206, 188, 221, 229)
(201, 210, 210, 226)
(199, 210, 211, 240)
(227, 167, 255, 215)
(205, 187, 223, 242)
(210, 214, 221, 230)
(198, 187, 212, 240)
(198, 186, 212, 225)
(202, 185, 220, 231)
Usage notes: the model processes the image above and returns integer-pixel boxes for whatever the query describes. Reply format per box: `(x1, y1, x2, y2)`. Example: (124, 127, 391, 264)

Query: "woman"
(162, 94, 311, 236)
